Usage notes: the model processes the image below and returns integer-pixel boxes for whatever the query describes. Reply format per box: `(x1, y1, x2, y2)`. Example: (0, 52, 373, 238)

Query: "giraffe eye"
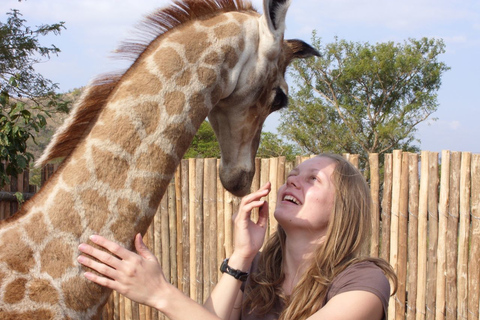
(270, 87, 288, 113)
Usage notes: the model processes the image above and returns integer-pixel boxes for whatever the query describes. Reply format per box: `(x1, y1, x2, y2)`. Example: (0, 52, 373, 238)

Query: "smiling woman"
(78, 154, 397, 320)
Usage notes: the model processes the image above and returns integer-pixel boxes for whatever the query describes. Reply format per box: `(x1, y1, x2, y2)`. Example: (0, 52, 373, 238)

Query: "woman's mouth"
(283, 194, 301, 205)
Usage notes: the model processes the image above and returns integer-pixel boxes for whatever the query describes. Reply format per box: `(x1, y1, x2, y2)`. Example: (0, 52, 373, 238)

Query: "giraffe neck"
(0, 10, 252, 318)
(31, 13, 245, 246)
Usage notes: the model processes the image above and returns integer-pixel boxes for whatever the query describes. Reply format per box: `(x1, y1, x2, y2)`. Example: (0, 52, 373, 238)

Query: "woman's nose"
(286, 175, 300, 188)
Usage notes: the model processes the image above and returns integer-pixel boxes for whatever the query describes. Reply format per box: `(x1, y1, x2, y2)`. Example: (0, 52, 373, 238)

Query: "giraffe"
(0, 0, 319, 318)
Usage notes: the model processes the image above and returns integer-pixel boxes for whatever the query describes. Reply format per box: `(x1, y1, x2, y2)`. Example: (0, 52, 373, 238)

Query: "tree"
(257, 131, 301, 161)
(184, 121, 221, 158)
(280, 32, 449, 165)
(184, 121, 301, 160)
(0, 9, 67, 187)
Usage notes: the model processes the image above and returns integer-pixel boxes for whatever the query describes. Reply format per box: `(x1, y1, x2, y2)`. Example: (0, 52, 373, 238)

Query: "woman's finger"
(89, 235, 133, 260)
(233, 200, 266, 223)
(240, 182, 271, 205)
(78, 242, 123, 270)
(77, 254, 118, 280)
(83, 270, 118, 291)
(257, 201, 269, 228)
(134, 234, 156, 260)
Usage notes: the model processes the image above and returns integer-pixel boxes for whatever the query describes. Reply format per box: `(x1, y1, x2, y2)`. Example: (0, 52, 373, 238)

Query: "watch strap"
(220, 258, 249, 282)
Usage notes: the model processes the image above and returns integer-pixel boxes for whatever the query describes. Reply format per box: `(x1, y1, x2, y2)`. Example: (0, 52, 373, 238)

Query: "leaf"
(15, 154, 27, 170)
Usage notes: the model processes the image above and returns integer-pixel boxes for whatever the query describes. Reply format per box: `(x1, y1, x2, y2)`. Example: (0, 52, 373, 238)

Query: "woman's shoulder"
(326, 260, 391, 309)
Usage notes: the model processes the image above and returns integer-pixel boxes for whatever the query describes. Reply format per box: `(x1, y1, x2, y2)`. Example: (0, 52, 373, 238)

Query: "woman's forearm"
(154, 282, 223, 320)
(203, 253, 253, 320)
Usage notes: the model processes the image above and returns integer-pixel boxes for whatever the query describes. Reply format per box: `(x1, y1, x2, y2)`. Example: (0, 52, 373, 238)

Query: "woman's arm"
(78, 234, 221, 320)
(204, 182, 271, 320)
(307, 290, 384, 320)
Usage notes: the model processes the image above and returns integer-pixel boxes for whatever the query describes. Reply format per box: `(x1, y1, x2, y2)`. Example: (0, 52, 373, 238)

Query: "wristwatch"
(220, 258, 249, 282)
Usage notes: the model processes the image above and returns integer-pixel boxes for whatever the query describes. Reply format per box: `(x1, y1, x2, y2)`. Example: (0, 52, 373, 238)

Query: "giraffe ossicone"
(0, 0, 319, 318)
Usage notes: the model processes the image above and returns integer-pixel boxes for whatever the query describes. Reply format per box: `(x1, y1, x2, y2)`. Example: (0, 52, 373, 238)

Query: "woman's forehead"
(291, 157, 336, 174)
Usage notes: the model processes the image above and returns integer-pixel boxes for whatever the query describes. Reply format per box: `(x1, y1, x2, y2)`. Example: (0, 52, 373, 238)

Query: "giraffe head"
(208, 0, 320, 196)
(35, 0, 318, 198)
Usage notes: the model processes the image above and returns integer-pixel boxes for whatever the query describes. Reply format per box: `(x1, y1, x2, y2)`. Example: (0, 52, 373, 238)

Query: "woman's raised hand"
(77, 233, 167, 308)
(231, 182, 271, 264)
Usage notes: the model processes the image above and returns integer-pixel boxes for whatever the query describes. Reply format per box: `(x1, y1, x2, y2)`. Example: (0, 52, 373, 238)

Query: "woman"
(78, 154, 397, 320)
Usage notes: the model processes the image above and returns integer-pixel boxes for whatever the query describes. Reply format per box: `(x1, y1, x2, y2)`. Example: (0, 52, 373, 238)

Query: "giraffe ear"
(263, 0, 291, 32)
(286, 39, 321, 59)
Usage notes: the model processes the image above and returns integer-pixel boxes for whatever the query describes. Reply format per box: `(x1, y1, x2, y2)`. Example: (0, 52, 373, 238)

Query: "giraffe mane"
(36, 0, 256, 167)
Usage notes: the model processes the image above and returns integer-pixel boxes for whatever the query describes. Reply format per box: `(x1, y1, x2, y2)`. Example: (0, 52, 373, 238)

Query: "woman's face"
(274, 156, 337, 238)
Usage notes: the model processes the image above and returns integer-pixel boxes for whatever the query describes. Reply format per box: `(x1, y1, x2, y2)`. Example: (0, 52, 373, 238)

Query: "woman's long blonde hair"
(243, 154, 397, 320)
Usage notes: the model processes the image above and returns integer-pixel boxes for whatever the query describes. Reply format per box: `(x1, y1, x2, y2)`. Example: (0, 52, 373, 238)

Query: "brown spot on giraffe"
(61, 157, 90, 187)
(133, 101, 161, 135)
(154, 47, 185, 79)
(204, 51, 221, 66)
(162, 122, 194, 155)
(175, 69, 193, 87)
(48, 190, 83, 238)
(23, 213, 49, 244)
(92, 145, 130, 189)
(90, 113, 142, 156)
(131, 176, 163, 199)
(222, 45, 239, 69)
(29, 279, 59, 304)
(146, 178, 171, 211)
(40, 240, 75, 279)
(135, 143, 177, 175)
(0, 309, 54, 320)
(0, 229, 35, 274)
(211, 84, 224, 105)
(110, 62, 163, 103)
(109, 198, 141, 245)
(164, 91, 186, 116)
(213, 22, 241, 39)
(197, 67, 218, 88)
(79, 189, 110, 233)
(62, 276, 107, 311)
(170, 30, 211, 63)
(3, 277, 27, 303)
(188, 92, 209, 129)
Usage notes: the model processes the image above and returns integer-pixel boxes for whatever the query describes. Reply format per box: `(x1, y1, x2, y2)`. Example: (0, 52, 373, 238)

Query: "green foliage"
(184, 121, 300, 160)
(184, 121, 221, 158)
(257, 132, 301, 161)
(0, 9, 68, 187)
(281, 32, 449, 165)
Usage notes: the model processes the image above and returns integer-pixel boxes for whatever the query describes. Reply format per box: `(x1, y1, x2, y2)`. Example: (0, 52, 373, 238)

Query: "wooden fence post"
(406, 153, 419, 320)
(416, 151, 429, 320)
(436, 150, 450, 320)
(369, 153, 380, 258)
(468, 153, 480, 320)
(457, 153, 470, 319)
(381, 154, 393, 263)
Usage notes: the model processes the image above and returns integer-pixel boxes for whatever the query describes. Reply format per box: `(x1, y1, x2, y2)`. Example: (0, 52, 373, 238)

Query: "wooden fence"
(1, 151, 479, 320)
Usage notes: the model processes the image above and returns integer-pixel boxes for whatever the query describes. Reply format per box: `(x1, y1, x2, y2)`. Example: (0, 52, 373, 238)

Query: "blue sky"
(1, 0, 479, 153)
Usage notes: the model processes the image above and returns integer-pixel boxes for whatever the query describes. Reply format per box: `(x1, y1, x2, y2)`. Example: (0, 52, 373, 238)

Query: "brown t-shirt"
(240, 260, 390, 320)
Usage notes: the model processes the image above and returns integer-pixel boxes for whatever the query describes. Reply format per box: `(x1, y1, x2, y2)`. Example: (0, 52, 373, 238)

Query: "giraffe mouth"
(219, 167, 254, 197)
